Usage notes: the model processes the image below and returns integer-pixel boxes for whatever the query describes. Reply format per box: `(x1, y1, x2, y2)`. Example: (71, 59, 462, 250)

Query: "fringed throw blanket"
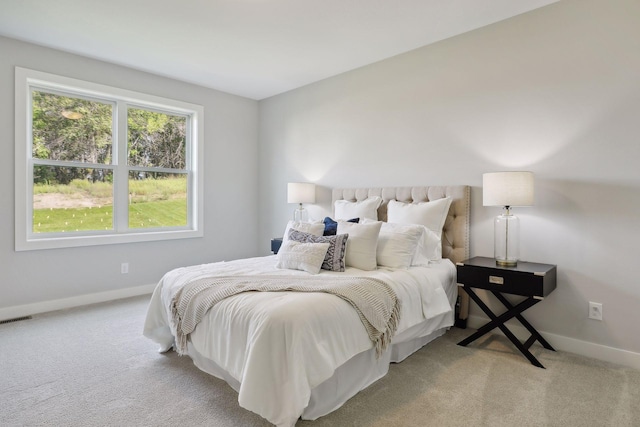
(169, 275, 401, 357)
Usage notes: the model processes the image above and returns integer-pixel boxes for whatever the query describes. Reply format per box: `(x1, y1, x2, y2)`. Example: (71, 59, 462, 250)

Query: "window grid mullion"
(113, 101, 130, 232)
(32, 158, 117, 170)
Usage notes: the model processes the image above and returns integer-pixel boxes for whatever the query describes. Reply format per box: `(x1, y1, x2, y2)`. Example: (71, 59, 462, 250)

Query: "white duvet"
(143, 255, 454, 426)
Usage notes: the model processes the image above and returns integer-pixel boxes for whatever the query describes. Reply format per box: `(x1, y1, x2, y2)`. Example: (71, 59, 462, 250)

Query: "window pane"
(33, 166, 113, 233)
(128, 172, 187, 229)
(128, 108, 186, 169)
(32, 91, 113, 164)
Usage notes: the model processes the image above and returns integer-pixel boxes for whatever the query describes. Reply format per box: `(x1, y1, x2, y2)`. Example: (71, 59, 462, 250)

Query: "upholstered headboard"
(332, 186, 470, 264)
(332, 185, 471, 321)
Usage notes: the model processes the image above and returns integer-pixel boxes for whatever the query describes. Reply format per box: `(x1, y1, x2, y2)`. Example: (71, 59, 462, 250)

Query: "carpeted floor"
(1, 295, 638, 426)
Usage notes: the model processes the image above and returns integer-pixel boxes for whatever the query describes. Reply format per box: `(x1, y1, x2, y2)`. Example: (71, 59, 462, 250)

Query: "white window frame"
(15, 67, 204, 251)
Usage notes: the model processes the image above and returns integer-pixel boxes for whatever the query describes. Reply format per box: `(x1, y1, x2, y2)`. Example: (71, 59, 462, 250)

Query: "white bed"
(143, 185, 470, 426)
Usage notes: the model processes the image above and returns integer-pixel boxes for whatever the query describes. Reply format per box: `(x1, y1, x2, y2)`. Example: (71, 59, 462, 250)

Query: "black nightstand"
(456, 256, 557, 368)
(270, 238, 283, 254)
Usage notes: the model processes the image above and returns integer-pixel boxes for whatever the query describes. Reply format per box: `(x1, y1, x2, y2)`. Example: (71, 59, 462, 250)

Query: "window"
(15, 68, 204, 250)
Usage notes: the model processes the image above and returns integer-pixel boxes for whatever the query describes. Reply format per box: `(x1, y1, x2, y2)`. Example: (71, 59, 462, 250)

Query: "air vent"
(0, 316, 32, 325)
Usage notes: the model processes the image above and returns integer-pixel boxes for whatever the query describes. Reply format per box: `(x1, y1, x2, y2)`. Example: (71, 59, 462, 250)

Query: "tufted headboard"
(332, 186, 470, 264)
(332, 185, 470, 321)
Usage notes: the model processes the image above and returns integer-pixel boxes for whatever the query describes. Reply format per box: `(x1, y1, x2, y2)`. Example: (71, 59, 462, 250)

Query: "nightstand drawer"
(458, 266, 542, 296)
(457, 257, 557, 298)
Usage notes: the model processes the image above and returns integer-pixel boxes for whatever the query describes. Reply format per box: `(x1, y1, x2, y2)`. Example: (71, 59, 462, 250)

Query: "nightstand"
(456, 256, 557, 368)
(270, 238, 283, 254)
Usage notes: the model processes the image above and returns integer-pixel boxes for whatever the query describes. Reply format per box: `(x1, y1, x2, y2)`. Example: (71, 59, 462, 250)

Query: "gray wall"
(258, 0, 640, 359)
(0, 36, 259, 310)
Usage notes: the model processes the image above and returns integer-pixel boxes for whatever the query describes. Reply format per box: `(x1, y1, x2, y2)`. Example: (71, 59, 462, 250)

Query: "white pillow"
(334, 196, 382, 221)
(412, 226, 443, 264)
(276, 240, 330, 274)
(376, 222, 423, 268)
(282, 220, 324, 242)
(363, 219, 443, 265)
(387, 198, 452, 238)
(337, 221, 382, 271)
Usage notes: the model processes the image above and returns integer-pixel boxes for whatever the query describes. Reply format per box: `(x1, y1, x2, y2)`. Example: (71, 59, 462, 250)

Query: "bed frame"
(332, 185, 471, 322)
(163, 185, 472, 425)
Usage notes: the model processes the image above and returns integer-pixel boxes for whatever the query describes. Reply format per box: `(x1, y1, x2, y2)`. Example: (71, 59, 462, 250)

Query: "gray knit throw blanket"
(169, 274, 401, 357)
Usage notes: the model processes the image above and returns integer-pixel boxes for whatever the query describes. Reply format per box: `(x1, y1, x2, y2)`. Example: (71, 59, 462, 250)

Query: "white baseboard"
(0, 283, 156, 322)
(466, 315, 640, 370)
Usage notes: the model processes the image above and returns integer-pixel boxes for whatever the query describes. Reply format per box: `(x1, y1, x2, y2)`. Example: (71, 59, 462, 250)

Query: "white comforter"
(143, 256, 454, 426)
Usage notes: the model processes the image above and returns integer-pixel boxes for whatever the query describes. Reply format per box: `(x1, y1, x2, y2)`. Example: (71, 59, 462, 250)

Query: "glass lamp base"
(494, 209, 519, 267)
(293, 205, 308, 222)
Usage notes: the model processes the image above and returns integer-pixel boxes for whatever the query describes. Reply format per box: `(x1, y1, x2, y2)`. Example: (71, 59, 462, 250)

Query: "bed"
(143, 185, 470, 426)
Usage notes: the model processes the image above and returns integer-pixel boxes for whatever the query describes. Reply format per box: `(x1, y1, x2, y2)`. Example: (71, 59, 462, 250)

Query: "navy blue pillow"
(323, 217, 359, 236)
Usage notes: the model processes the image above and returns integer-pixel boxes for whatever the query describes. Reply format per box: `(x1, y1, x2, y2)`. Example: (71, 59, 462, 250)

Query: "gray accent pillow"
(288, 229, 349, 272)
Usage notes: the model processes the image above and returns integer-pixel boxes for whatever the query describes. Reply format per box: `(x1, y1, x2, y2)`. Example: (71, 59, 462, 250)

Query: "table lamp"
(483, 171, 534, 266)
(287, 182, 316, 222)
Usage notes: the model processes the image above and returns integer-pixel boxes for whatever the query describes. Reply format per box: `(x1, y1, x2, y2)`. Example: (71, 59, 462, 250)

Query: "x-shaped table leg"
(457, 286, 554, 368)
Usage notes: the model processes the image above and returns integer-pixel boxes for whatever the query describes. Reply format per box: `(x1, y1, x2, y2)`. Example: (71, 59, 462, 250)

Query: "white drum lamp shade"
(287, 182, 316, 222)
(483, 172, 534, 207)
(483, 172, 534, 266)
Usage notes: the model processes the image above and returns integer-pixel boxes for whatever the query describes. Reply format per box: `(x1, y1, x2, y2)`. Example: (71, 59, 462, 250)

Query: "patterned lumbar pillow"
(282, 220, 325, 242)
(288, 229, 349, 272)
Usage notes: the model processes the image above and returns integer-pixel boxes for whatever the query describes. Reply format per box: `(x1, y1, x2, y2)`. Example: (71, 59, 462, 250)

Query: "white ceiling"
(0, 0, 559, 100)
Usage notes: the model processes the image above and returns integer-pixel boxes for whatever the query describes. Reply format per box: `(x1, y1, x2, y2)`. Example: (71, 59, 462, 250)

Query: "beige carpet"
(1, 295, 638, 426)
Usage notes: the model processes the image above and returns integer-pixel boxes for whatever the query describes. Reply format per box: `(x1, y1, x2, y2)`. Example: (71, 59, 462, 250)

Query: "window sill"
(16, 228, 203, 251)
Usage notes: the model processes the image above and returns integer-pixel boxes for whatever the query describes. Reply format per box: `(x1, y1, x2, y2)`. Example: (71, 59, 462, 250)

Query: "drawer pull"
(489, 276, 504, 285)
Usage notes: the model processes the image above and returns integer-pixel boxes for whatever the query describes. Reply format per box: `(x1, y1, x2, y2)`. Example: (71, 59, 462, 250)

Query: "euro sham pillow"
(288, 229, 349, 272)
(282, 220, 325, 242)
(275, 240, 330, 275)
(336, 220, 382, 271)
(323, 216, 359, 236)
(386, 198, 452, 238)
(334, 196, 382, 221)
(387, 198, 452, 262)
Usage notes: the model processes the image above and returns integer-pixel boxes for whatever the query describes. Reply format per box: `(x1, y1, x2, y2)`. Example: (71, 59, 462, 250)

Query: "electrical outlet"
(121, 262, 129, 274)
(588, 302, 602, 320)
